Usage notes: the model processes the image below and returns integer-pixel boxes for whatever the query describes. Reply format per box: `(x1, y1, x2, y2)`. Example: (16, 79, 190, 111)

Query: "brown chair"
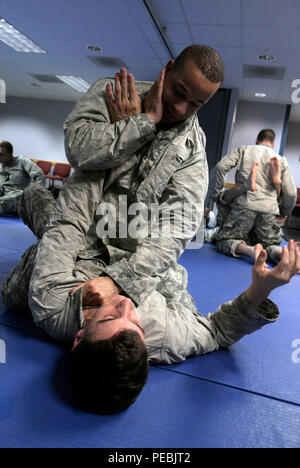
(46, 163, 71, 188)
(35, 160, 52, 175)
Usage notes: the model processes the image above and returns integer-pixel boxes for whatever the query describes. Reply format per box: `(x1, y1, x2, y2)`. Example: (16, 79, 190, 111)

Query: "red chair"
(35, 160, 52, 175)
(46, 163, 71, 188)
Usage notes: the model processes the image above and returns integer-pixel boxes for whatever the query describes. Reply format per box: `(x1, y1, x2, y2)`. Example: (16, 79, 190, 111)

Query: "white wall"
(225, 100, 287, 182)
(285, 122, 300, 188)
(0, 96, 76, 163)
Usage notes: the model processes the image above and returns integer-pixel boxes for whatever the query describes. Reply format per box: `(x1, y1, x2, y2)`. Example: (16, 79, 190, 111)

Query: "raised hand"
(70, 277, 122, 307)
(246, 240, 300, 308)
(144, 68, 166, 124)
(106, 68, 141, 123)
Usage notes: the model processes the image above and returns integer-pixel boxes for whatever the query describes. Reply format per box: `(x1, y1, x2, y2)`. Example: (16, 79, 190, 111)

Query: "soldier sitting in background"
(0, 141, 45, 215)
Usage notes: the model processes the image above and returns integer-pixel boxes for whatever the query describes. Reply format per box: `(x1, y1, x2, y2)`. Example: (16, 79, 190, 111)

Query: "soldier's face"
(0, 148, 12, 164)
(161, 59, 220, 125)
(72, 295, 144, 350)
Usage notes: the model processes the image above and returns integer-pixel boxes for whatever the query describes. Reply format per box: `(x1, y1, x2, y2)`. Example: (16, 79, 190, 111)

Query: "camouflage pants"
(0, 191, 23, 214)
(215, 204, 282, 264)
(204, 195, 230, 244)
(1, 186, 55, 312)
(216, 196, 231, 228)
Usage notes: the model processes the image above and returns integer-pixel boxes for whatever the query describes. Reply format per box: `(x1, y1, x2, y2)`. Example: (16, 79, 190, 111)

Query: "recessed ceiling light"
(56, 75, 91, 93)
(0, 18, 47, 53)
(87, 45, 102, 52)
(254, 93, 267, 97)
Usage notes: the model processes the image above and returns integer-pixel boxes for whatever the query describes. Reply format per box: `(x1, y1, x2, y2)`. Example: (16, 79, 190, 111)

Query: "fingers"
(278, 240, 300, 277)
(106, 82, 114, 105)
(120, 68, 128, 101)
(288, 240, 296, 267)
(255, 248, 267, 267)
(114, 71, 121, 102)
(156, 67, 166, 91)
(127, 73, 138, 102)
(114, 68, 129, 101)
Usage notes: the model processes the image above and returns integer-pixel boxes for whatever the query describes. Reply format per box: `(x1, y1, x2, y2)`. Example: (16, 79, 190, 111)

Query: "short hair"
(0, 141, 13, 154)
(70, 330, 149, 414)
(173, 45, 225, 83)
(256, 129, 275, 144)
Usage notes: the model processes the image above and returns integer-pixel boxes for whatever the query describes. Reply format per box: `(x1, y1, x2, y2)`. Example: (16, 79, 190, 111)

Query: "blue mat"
(0, 216, 300, 448)
(177, 246, 300, 405)
(0, 324, 300, 448)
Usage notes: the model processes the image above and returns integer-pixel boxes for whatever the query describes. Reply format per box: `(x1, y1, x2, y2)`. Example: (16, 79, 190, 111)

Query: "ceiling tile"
(243, 0, 300, 27)
(28, 0, 86, 21)
(0, 0, 43, 21)
(124, 0, 152, 22)
(243, 27, 298, 49)
(151, 0, 184, 24)
(164, 23, 193, 44)
(181, 0, 241, 25)
(190, 25, 242, 48)
(72, 0, 136, 22)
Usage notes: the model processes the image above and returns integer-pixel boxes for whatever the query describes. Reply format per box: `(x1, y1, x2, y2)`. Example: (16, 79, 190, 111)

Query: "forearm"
(207, 291, 279, 349)
(65, 113, 156, 171)
(64, 79, 156, 171)
(207, 149, 241, 206)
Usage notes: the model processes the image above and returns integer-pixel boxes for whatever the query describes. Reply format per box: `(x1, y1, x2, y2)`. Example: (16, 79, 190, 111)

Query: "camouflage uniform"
(206, 145, 297, 261)
(0, 156, 45, 214)
(1, 80, 280, 363)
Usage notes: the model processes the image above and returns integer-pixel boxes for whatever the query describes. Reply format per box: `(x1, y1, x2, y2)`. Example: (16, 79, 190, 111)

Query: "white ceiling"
(0, 0, 300, 121)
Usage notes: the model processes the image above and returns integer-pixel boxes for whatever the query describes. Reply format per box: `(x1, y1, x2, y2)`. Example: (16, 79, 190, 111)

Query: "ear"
(165, 60, 175, 73)
(256, 139, 259, 145)
(72, 329, 85, 352)
(271, 143, 275, 148)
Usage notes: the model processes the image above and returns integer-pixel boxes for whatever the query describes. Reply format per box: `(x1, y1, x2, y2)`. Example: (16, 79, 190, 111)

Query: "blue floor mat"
(177, 245, 300, 405)
(1, 216, 300, 447)
(0, 324, 300, 448)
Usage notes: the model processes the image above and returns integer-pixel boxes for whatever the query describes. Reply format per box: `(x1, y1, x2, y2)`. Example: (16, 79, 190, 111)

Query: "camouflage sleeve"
(28, 171, 105, 335)
(206, 147, 243, 209)
(278, 157, 297, 217)
(64, 78, 156, 171)
(20, 158, 45, 186)
(105, 153, 208, 306)
(206, 291, 279, 348)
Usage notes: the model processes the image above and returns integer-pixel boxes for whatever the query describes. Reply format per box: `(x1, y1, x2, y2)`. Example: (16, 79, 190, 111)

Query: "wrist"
(245, 283, 272, 309)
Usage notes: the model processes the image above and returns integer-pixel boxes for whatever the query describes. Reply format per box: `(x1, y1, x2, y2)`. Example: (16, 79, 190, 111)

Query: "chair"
(45, 163, 71, 189)
(35, 160, 52, 175)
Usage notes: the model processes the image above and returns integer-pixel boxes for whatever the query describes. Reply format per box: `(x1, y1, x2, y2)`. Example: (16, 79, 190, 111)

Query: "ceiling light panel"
(0, 18, 47, 53)
(56, 75, 91, 93)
